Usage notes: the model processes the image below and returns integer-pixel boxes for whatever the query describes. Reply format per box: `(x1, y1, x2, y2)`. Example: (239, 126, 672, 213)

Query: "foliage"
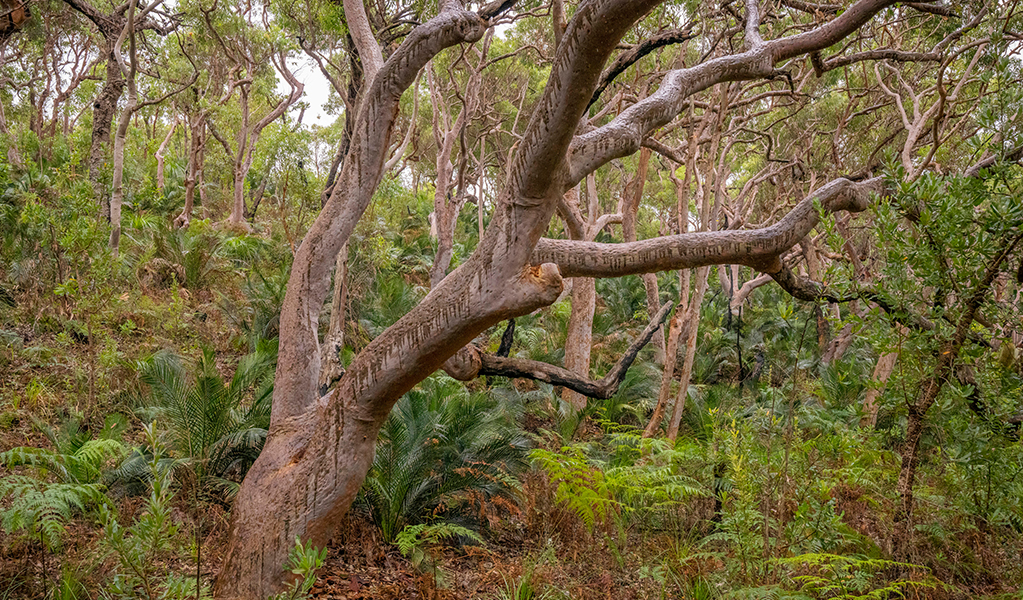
(360, 375, 529, 542)
(0, 414, 125, 550)
(100, 424, 204, 600)
(530, 429, 707, 533)
(763, 553, 941, 600)
(128, 341, 275, 493)
(395, 522, 484, 571)
(0, 476, 109, 551)
(267, 536, 328, 600)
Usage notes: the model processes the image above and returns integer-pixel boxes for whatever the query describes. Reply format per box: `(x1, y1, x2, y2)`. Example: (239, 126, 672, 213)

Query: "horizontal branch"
(477, 301, 674, 399)
(813, 48, 942, 76)
(904, 2, 957, 18)
(780, 0, 840, 14)
(532, 177, 884, 278)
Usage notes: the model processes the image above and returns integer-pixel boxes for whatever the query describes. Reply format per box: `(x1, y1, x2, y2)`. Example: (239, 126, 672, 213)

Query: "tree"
(62, 0, 175, 215)
(214, 1, 968, 596)
(107, 0, 196, 254)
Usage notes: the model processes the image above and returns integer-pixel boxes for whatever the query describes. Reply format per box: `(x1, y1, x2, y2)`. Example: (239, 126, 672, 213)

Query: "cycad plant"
(361, 375, 530, 542)
(150, 223, 227, 290)
(127, 341, 276, 495)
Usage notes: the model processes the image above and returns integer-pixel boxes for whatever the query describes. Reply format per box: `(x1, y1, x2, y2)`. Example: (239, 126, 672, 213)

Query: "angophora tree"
(214, 1, 936, 595)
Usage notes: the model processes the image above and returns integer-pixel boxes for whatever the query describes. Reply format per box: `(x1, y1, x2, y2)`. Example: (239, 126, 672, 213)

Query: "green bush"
(360, 375, 530, 542)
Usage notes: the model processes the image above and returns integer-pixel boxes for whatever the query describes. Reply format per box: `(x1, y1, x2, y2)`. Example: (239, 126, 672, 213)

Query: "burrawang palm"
(125, 341, 276, 497)
(359, 374, 530, 542)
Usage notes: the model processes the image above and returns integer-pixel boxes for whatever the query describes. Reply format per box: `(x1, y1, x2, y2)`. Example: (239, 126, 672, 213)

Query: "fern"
(531, 431, 709, 533)
(0, 475, 108, 550)
(0, 417, 125, 550)
(769, 553, 946, 599)
(395, 522, 484, 558)
(530, 446, 619, 532)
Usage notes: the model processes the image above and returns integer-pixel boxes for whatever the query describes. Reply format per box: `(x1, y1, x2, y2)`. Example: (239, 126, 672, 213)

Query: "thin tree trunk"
(108, 0, 139, 256)
(622, 147, 665, 363)
(560, 180, 602, 411)
(556, 170, 628, 411)
(89, 41, 125, 218)
(175, 113, 204, 229)
(861, 351, 897, 428)
(155, 117, 178, 195)
(667, 266, 710, 441)
(227, 56, 303, 228)
(643, 290, 686, 437)
(0, 96, 22, 168)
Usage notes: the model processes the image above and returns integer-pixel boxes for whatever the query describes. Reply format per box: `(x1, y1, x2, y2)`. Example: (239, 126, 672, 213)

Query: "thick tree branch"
(269, 3, 487, 423)
(343, 0, 384, 84)
(473, 301, 674, 399)
(780, 0, 840, 14)
(904, 2, 957, 18)
(507, 0, 662, 201)
(532, 177, 884, 278)
(812, 49, 942, 76)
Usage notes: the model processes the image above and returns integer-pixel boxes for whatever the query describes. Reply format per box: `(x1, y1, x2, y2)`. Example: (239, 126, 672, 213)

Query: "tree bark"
(89, 41, 124, 218)
(318, 243, 348, 395)
(666, 266, 710, 441)
(155, 117, 178, 195)
(861, 351, 896, 428)
(175, 112, 205, 229)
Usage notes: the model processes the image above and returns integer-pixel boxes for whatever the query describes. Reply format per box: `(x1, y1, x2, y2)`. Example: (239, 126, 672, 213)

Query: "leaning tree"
(214, 0, 958, 596)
